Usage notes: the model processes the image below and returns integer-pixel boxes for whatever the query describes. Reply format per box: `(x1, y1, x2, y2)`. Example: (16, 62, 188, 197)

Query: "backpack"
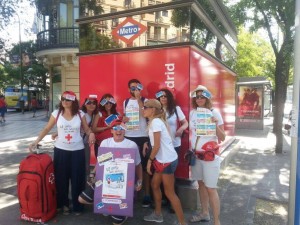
(17, 153, 57, 222)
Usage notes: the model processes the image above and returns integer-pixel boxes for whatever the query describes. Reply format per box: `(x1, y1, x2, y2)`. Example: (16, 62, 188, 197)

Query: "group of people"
(29, 79, 225, 225)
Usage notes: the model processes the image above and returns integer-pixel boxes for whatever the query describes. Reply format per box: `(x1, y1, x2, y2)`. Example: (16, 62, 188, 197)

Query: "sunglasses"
(195, 95, 207, 100)
(130, 86, 139, 91)
(142, 106, 153, 110)
(86, 101, 97, 105)
(100, 98, 116, 106)
(112, 125, 126, 131)
(61, 97, 72, 102)
(130, 83, 143, 91)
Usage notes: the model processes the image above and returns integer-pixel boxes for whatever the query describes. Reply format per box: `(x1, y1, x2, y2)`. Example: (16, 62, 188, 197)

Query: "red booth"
(79, 44, 236, 178)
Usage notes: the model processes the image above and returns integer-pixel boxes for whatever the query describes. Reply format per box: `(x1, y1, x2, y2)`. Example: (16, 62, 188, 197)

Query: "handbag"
(184, 136, 200, 166)
(151, 159, 171, 173)
(184, 149, 196, 166)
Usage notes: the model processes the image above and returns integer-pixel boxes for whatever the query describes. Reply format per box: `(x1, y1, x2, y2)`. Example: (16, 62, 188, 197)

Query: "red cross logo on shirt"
(65, 134, 72, 142)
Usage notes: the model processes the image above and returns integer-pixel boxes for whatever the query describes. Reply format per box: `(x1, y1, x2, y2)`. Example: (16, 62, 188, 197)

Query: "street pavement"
(0, 110, 291, 225)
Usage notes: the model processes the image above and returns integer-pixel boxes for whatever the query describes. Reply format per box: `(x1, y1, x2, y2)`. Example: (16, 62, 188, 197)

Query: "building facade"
(35, 0, 236, 109)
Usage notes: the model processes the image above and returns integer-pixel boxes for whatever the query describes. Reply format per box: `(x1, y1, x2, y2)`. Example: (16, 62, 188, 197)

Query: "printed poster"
(94, 147, 136, 217)
(126, 108, 140, 130)
(237, 85, 263, 119)
(196, 108, 216, 136)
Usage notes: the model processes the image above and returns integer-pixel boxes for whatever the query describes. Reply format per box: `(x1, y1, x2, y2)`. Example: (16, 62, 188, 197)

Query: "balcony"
(36, 27, 79, 51)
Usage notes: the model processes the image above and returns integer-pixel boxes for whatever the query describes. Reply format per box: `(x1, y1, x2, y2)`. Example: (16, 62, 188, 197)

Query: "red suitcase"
(17, 153, 56, 222)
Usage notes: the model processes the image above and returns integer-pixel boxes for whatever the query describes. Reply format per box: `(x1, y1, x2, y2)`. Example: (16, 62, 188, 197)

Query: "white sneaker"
(143, 211, 163, 223)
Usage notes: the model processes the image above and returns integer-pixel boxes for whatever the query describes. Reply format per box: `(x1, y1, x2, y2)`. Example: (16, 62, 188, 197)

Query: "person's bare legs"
(207, 187, 220, 225)
(162, 174, 186, 225)
(151, 173, 162, 215)
(198, 180, 210, 217)
(144, 171, 151, 198)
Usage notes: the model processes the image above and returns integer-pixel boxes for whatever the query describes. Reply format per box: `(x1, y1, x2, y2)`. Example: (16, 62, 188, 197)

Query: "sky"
(3, 1, 36, 48)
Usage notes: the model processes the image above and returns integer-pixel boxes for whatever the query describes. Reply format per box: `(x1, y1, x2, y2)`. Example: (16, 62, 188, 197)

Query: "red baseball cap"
(110, 119, 127, 130)
(62, 91, 76, 101)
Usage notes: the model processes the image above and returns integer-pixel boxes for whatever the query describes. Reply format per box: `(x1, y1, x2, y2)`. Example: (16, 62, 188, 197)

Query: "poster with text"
(196, 108, 216, 136)
(237, 85, 263, 119)
(94, 147, 136, 217)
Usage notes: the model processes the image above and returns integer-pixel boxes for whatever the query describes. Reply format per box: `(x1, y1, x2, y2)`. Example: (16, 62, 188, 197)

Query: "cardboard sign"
(105, 114, 119, 126)
(196, 108, 216, 136)
(94, 147, 136, 217)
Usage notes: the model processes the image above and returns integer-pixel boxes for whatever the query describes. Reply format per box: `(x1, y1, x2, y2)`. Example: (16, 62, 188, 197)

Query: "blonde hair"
(145, 99, 171, 134)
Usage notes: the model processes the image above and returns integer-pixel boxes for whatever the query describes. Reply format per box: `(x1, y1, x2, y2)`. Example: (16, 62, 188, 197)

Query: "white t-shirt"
(100, 138, 141, 165)
(189, 108, 224, 151)
(166, 106, 186, 147)
(52, 109, 85, 151)
(124, 98, 148, 137)
(148, 118, 177, 163)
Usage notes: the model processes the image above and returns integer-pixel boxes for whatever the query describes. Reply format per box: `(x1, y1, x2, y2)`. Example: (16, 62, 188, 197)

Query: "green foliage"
(0, 0, 35, 49)
(1, 40, 49, 96)
(235, 28, 275, 83)
(226, 0, 295, 152)
(79, 24, 120, 52)
(79, 0, 104, 17)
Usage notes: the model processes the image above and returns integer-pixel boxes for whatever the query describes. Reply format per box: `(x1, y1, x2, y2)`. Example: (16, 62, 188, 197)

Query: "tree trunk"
(273, 48, 289, 154)
(215, 39, 222, 60)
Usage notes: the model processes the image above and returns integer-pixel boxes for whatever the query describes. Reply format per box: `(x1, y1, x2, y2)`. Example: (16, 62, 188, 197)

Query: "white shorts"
(191, 155, 221, 188)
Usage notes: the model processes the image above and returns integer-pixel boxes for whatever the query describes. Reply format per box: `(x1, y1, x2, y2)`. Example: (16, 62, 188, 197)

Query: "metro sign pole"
(289, 0, 300, 224)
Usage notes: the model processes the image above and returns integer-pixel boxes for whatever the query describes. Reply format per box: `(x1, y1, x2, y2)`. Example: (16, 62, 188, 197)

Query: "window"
(162, 10, 168, 17)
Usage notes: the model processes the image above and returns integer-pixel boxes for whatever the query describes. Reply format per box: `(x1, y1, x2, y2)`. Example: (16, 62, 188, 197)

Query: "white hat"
(190, 85, 208, 98)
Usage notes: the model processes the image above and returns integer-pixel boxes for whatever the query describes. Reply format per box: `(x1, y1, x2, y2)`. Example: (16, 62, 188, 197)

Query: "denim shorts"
(162, 158, 178, 174)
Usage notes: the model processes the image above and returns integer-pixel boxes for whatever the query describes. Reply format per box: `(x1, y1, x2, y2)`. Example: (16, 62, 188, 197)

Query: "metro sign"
(112, 17, 147, 44)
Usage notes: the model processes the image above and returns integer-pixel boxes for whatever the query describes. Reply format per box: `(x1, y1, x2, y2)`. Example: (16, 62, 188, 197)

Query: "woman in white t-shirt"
(156, 88, 188, 154)
(29, 91, 95, 215)
(142, 99, 188, 225)
(189, 85, 225, 225)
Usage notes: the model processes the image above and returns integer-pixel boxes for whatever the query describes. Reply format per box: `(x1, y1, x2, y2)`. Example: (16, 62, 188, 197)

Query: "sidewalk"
(0, 111, 290, 225)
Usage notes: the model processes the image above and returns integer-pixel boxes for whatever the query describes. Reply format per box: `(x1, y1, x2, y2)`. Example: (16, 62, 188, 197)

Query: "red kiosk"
(77, 0, 237, 179)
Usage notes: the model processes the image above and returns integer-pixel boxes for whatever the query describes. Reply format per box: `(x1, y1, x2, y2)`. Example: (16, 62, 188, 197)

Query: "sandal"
(189, 213, 210, 223)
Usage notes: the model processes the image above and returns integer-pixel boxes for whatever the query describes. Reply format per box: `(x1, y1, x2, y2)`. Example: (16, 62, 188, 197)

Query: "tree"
(3, 40, 49, 96)
(227, 0, 295, 153)
(234, 28, 275, 82)
(0, 0, 35, 50)
(171, 0, 225, 60)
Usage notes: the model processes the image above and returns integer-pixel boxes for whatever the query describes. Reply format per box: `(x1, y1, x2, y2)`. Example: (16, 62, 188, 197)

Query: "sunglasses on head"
(155, 91, 167, 99)
(112, 125, 126, 131)
(100, 98, 115, 106)
(61, 97, 72, 102)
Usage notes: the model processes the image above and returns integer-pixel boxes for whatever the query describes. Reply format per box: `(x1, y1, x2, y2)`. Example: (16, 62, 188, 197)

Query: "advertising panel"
(94, 147, 136, 217)
(237, 85, 263, 119)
